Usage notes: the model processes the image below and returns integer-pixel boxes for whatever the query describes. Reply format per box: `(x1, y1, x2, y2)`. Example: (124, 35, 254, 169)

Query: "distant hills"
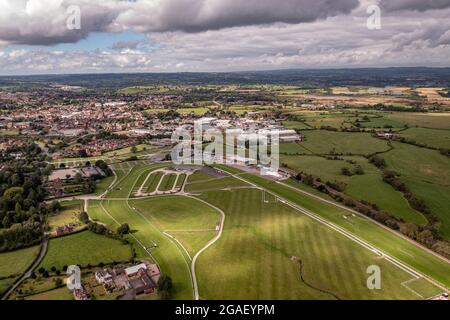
(1, 67, 450, 88)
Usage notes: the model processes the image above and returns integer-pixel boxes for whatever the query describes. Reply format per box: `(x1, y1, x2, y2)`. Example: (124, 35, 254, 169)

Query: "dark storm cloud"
(119, 0, 361, 33)
(0, 0, 360, 46)
(380, 0, 450, 12)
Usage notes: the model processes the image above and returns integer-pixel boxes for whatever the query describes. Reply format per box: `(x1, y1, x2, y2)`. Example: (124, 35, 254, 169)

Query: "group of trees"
(0, 143, 49, 251)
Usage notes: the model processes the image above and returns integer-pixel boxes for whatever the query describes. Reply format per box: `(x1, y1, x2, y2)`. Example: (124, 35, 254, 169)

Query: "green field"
(176, 107, 209, 115)
(214, 165, 450, 289)
(132, 197, 220, 232)
(0, 246, 40, 278)
(399, 127, 450, 149)
(146, 172, 164, 193)
(175, 174, 187, 189)
(185, 176, 249, 193)
(299, 131, 390, 155)
(389, 113, 450, 130)
(88, 199, 194, 299)
(38, 231, 133, 270)
(158, 174, 177, 192)
(48, 200, 83, 233)
(384, 142, 450, 238)
(106, 163, 167, 198)
(195, 187, 440, 299)
(281, 155, 426, 224)
(23, 286, 74, 300)
(94, 175, 115, 195)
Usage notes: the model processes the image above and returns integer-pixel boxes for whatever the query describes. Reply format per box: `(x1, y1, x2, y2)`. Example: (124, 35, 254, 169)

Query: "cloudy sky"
(0, 0, 449, 74)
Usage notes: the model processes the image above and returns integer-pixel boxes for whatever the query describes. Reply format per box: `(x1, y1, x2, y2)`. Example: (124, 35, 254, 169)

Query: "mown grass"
(38, 231, 133, 270)
(195, 188, 436, 299)
(213, 166, 450, 289)
(89, 199, 194, 299)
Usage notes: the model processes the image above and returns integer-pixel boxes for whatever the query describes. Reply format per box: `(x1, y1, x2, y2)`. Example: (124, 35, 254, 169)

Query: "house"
(95, 270, 113, 284)
(73, 286, 90, 300)
(125, 263, 147, 277)
(55, 225, 74, 236)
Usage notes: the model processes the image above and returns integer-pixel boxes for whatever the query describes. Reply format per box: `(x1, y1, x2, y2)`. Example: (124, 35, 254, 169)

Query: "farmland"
(383, 142, 450, 238)
(38, 231, 133, 270)
(280, 155, 426, 225)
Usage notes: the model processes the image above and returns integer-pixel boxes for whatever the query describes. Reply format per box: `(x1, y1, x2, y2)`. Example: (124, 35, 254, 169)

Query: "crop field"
(195, 187, 440, 299)
(383, 142, 450, 238)
(213, 165, 450, 289)
(299, 131, 390, 155)
(38, 231, 133, 270)
(280, 155, 426, 224)
(399, 127, 450, 149)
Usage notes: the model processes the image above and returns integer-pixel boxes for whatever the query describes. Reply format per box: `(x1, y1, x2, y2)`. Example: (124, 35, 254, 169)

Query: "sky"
(0, 0, 449, 75)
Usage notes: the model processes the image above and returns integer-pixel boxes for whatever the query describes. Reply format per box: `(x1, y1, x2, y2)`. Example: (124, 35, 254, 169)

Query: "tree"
(131, 146, 138, 154)
(117, 223, 130, 235)
(157, 275, 173, 292)
(74, 172, 83, 184)
(341, 167, 353, 176)
(79, 211, 90, 224)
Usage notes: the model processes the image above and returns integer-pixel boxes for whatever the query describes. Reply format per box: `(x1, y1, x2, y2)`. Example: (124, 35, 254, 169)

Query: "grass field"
(94, 175, 115, 195)
(158, 174, 177, 192)
(299, 131, 390, 155)
(38, 231, 133, 270)
(185, 176, 249, 193)
(146, 172, 164, 193)
(389, 112, 450, 130)
(176, 107, 209, 115)
(214, 165, 450, 289)
(0, 278, 15, 296)
(280, 155, 426, 224)
(106, 163, 167, 198)
(0, 246, 40, 278)
(23, 286, 74, 300)
(195, 187, 440, 299)
(399, 127, 450, 149)
(88, 199, 194, 299)
(131, 196, 220, 232)
(384, 142, 450, 238)
(48, 200, 83, 233)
